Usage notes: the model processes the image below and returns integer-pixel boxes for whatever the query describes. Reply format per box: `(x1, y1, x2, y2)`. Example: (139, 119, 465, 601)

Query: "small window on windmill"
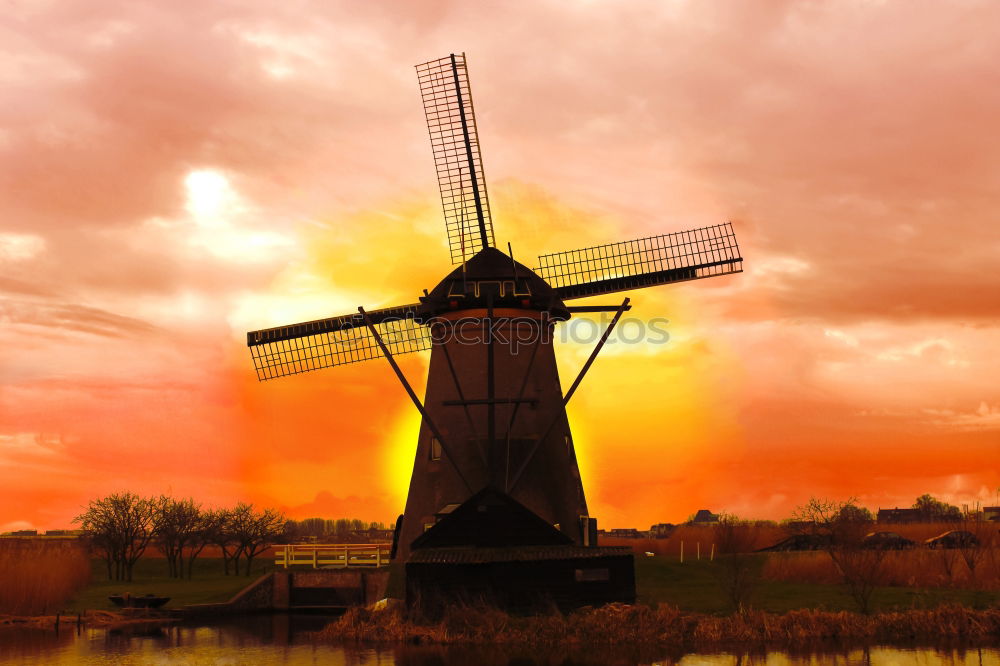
(565, 435, 576, 461)
(429, 437, 442, 461)
(477, 281, 502, 299)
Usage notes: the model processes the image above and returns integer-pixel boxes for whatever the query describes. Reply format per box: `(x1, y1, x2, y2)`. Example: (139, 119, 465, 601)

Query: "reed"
(762, 545, 1000, 590)
(315, 602, 1000, 647)
(0, 538, 91, 615)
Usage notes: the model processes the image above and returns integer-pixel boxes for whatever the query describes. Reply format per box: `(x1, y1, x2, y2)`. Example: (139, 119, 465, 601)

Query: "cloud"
(0, 233, 45, 262)
(1, 299, 157, 338)
(2, 0, 1000, 529)
(0, 432, 64, 462)
(925, 402, 1000, 431)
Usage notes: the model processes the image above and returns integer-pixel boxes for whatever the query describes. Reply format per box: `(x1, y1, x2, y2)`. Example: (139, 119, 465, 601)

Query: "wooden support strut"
(504, 330, 543, 491)
(438, 325, 487, 468)
(506, 297, 631, 493)
(358, 306, 474, 495)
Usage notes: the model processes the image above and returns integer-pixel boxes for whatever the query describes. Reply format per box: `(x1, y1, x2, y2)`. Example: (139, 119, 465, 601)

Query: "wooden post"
(710, 544, 715, 561)
(312, 547, 317, 569)
(680, 541, 684, 563)
(697, 542, 701, 560)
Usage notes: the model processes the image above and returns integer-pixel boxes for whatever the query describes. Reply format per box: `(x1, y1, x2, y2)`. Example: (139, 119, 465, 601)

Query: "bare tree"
(115, 493, 161, 582)
(711, 514, 761, 612)
(793, 497, 886, 614)
(75, 496, 120, 580)
(959, 508, 989, 594)
(155, 497, 202, 578)
(208, 508, 240, 575)
(935, 541, 960, 586)
(183, 509, 220, 579)
(75, 492, 160, 582)
(230, 503, 285, 575)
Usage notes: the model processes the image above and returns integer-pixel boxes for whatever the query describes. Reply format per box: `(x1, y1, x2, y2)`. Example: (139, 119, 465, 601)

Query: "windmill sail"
(417, 53, 494, 264)
(246, 304, 430, 381)
(535, 222, 743, 301)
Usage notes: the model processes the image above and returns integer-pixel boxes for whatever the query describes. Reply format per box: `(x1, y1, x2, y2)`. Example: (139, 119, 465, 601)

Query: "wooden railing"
(274, 543, 392, 569)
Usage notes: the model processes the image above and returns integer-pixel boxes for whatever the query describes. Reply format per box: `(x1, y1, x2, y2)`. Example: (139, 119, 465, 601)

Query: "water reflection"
(0, 617, 998, 665)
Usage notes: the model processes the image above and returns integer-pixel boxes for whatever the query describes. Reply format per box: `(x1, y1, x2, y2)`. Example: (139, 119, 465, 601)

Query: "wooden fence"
(274, 543, 391, 569)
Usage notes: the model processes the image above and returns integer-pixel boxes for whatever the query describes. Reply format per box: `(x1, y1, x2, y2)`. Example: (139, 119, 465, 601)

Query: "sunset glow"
(2, 1, 999, 533)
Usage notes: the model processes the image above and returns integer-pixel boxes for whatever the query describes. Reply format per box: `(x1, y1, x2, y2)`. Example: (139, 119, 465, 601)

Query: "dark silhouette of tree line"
(911, 493, 963, 522)
(74, 493, 285, 581)
(282, 517, 388, 542)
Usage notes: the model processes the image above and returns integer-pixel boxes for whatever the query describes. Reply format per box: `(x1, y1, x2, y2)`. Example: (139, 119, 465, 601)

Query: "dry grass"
(763, 544, 1000, 591)
(607, 521, 1000, 593)
(0, 538, 91, 615)
(315, 602, 1000, 647)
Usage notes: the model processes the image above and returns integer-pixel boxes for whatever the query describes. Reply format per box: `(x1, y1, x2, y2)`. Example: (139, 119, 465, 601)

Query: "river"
(1, 615, 998, 665)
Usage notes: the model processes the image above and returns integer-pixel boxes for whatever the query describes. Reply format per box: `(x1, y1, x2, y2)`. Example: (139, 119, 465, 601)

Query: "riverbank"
(1, 609, 178, 630)
(63, 557, 272, 613)
(634, 557, 998, 613)
(316, 602, 1000, 649)
(38, 555, 1000, 616)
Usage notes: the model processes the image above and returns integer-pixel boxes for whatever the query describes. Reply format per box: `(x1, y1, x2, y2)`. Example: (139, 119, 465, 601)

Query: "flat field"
(62, 557, 274, 613)
(7, 523, 1000, 616)
(633, 556, 997, 614)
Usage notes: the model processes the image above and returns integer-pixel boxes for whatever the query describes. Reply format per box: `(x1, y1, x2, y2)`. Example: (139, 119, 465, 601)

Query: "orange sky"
(2, 1, 999, 532)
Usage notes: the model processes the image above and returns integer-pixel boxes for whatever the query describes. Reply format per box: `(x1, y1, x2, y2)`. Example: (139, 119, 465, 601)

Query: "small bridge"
(274, 543, 391, 569)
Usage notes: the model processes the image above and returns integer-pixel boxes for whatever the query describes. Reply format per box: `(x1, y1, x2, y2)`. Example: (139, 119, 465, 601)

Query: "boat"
(108, 594, 171, 609)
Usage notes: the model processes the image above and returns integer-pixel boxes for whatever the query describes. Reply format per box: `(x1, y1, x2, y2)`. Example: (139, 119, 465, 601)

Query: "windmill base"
(404, 545, 635, 613)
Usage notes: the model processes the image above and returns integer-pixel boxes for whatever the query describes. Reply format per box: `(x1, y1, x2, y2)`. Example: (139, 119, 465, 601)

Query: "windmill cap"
(417, 246, 570, 320)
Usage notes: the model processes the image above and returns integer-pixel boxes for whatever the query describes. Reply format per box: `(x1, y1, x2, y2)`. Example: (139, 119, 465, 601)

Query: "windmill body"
(396, 247, 586, 561)
(246, 53, 743, 608)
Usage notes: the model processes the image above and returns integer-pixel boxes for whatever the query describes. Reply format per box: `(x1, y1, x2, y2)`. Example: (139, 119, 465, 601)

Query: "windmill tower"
(247, 54, 743, 608)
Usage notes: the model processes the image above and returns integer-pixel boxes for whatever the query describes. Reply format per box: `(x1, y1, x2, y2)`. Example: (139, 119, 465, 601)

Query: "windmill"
(247, 53, 742, 607)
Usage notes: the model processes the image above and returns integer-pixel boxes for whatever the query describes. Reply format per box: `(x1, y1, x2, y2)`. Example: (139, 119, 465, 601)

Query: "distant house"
(365, 527, 395, 542)
(690, 510, 719, 525)
(607, 528, 643, 539)
(984, 506, 1000, 522)
(648, 523, 675, 539)
(877, 508, 921, 523)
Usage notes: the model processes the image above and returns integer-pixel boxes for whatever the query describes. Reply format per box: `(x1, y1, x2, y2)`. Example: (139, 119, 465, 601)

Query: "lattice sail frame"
(416, 53, 495, 264)
(535, 222, 743, 300)
(247, 305, 431, 381)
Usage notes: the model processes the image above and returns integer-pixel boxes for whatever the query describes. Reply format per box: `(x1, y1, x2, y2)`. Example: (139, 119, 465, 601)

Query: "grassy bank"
(317, 602, 1000, 649)
(10, 532, 1000, 619)
(62, 557, 273, 613)
(634, 556, 998, 614)
(25, 553, 1000, 616)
